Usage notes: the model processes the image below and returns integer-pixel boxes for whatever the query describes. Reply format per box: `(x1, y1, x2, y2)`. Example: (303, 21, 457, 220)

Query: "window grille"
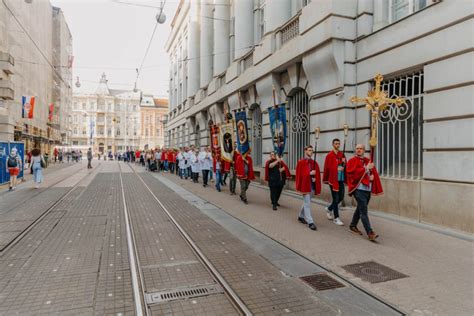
(250, 105, 262, 167)
(377, 71, 424, 179)
(280, 16, 299, 46)
(288, 90, 309, 170)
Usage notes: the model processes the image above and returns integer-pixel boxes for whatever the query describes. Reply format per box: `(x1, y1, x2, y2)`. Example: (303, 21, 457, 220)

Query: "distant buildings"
(0, 1, 72, 153)
(71, 73, 168, 153)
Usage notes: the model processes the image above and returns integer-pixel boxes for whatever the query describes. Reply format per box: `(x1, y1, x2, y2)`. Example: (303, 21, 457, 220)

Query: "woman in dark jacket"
(264, 151, 291, 210)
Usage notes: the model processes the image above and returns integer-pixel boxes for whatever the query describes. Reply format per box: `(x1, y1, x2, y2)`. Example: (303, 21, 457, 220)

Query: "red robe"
(295, 158, 321, 195)
(264, 159, 290, 182)
(346, 156, 383, 195)
(323, 150, 346, 191)
(235, 154, 255, 181)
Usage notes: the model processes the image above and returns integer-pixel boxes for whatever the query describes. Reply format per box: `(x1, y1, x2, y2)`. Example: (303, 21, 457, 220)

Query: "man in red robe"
(295, 145, 321, 231)
(323, 138, 346, 226)
(235, 149, 255, 204)
(346, 144, 383, 241)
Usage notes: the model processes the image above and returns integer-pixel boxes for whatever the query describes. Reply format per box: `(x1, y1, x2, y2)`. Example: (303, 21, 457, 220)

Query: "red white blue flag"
(22, 96, 35, 119)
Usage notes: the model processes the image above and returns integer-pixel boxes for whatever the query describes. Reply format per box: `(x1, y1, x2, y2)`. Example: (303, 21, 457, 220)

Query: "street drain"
(145, 284, 224, 304)
(341, 261, 408, 283)
(300, 273, 345, 291)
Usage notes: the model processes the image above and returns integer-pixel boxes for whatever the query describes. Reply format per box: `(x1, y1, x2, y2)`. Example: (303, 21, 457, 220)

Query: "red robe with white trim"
(235, 153, 255, 181)
(346, 156, 383, 195)
(295, 158, 321, 195)
(323, 150, 346, 191)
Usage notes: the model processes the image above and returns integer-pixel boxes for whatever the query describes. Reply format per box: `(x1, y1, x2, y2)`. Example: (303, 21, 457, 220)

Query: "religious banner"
(48, 103, 54, 122)
(268, 104, 287, 157)
(219, 122, 235, 162)
(234, 110, 250, 155)
(210, 124, 221, 158)
(22, 96, 35, 119)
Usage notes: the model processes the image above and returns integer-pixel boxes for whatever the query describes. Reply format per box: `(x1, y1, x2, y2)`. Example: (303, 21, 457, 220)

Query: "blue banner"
(268, 105, 287, 157)
(234, 110, 250, 155)
(0, 141, 25, 185)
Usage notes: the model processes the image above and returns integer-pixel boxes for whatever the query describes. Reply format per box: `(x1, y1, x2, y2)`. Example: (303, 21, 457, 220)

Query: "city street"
(0, 161, 471, 315)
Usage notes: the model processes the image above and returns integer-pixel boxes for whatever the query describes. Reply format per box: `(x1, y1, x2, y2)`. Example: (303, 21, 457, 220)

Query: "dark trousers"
(229, 168, 237, 193)
(87, 159, 92, 169)
(192, 172, 199, 183)
(270, 185, 283, 206)
(202, 170, 209, 185)
(351, 189, 373, 234)
(328, 181, 345, 218)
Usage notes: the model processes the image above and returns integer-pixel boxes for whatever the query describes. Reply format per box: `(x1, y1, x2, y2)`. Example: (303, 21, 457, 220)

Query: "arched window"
(249, 104, 262, 167)
(288, 89, 309, 170)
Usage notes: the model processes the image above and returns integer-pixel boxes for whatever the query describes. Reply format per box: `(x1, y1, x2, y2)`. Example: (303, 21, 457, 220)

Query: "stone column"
(187, 1, 201, 98)
(265, 0, 291, 33)
(234, 0, 254, 59)
(213, 0, 230, 76)
(200, 0, 213, 88)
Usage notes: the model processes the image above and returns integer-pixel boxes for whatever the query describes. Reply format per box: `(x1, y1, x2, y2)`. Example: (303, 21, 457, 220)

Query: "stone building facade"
(165, 0, 472, 233)
(139, 95, 168, 150)
(0, 1, 72, 153)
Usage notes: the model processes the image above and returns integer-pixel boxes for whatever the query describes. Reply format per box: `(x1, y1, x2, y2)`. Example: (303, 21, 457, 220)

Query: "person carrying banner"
(295, 145, 321, 231)
(346, 144, 383, 241)
(6, 148, 22, 191)
(323, 138, 346, 225)
(235, 148, 255, 204)
(265, 152, 291, 210)
(229, 144, 238, 195)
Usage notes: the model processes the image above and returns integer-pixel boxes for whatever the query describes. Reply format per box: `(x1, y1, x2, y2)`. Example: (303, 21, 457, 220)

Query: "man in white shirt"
(199, 146, 212, 187)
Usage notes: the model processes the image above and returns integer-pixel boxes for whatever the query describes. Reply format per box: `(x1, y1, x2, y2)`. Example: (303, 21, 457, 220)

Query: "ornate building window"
(377, 71, 424, 179)
(288, 89, 309, 170)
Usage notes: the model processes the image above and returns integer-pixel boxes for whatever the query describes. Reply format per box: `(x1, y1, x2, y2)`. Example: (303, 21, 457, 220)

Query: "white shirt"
(199, 151, 212, 170)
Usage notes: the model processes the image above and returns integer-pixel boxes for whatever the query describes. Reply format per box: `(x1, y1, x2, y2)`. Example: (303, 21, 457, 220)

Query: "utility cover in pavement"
(145, 284, 224, 304)
(342, 261, 409, 284)
(300, 273, 346, 291)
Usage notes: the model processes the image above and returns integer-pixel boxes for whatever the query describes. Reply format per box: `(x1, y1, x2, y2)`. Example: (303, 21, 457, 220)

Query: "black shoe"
(298, 217, 307, 224)
(308, 223, 317, 231)
(239, 195, 243, 201)
(243, 199, 248, 204)
(272, 205, 277, 211)
(276, 203, 281, 207)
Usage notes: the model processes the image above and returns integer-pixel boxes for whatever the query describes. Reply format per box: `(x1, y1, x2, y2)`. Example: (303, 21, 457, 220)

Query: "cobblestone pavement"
(155, 169, 473, 316)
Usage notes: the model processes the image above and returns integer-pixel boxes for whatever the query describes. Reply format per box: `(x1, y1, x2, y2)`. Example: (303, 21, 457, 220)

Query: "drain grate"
(300, 273, 345, 291)
(342, 261, 408, 284)
(145, 284, 224, 304)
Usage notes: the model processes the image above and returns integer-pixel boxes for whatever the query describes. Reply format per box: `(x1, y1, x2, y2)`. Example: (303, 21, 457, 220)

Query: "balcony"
(0, 79, 14, 100)
(277, 14, 300, 47)
(0, 51, 15, 75)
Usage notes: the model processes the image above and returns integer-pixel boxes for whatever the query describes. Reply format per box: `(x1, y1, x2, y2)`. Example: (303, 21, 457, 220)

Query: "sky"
(50, 0, 180, 97)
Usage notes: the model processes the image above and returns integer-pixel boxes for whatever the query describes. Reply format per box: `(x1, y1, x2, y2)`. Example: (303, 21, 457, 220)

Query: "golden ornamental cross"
(350, 74, 406, 149)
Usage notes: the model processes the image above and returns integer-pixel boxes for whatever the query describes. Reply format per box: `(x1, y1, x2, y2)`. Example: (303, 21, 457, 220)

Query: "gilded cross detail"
(350, 74, 406, 149)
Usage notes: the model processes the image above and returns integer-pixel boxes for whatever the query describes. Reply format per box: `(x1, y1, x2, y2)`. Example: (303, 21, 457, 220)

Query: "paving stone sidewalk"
(158, 170, 474, 316)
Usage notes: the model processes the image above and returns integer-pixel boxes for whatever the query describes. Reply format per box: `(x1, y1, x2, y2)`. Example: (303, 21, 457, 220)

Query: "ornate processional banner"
(268, 105, 287, 157)
(219, 122, 235, 162)
(234, 110, 250, 155)
(210, 125, 221, 158)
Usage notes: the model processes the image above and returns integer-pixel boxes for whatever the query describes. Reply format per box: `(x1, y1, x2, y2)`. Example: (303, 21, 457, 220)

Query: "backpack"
(7, 155, 18, 168)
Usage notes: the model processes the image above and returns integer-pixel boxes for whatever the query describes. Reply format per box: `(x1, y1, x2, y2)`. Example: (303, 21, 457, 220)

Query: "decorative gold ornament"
(350, 74, 406, 150)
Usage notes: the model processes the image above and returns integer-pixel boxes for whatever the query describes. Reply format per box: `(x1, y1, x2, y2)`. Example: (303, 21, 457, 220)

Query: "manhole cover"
(145, 284, 224, 304)
(300, 273, 345, 291)
(342, 261, 408, 283)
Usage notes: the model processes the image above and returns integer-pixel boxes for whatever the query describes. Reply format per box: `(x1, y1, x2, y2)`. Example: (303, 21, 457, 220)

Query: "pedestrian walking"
(295, 145, 321, 231)
(264, 152, 290, 210)
(6, 147, 22, 191)
(87, 148, 93, 169)
(199, 147, 212, 187)
(323, 138, 346, 225)
(190, 149, 200, 183)
(235, 149, 255, 204)
(30, 148, 45, 189)
(213, 155, 223, 192)
(346, 144, 383, 241)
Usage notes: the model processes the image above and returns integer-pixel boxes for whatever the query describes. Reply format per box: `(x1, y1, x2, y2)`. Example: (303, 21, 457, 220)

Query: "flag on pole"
(210, 125, 221, 158)
(268, 105, 287, 157)
(48, 103, 54, 122)
(219, 122, 235, 162)
(234, 110, 250, 155)
(22, 96, 35, 119)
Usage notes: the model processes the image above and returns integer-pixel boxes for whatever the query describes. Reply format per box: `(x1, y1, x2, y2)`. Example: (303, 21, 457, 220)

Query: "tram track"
(0, 163, 101, 255)
(119, 162, 251, 316)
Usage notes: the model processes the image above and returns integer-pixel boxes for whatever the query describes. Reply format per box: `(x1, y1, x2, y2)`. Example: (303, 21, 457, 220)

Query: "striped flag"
(22, 96, 35, 119)
(48, 103, 54, 121)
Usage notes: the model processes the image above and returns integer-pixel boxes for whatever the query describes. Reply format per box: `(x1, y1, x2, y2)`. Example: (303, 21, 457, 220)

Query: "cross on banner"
(350, 73, 406, 161)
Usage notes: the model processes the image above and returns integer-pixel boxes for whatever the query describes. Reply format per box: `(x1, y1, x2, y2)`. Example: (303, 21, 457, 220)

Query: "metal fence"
(377, 71, 424, 179)
(288, 89, 309, 170)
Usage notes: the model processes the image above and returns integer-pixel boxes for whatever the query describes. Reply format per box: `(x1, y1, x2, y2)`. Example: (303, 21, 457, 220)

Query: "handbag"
(40, 157, 46, 168)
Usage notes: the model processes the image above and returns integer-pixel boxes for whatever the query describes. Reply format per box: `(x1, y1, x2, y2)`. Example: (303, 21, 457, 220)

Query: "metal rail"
(127, 164, 252, 316)
(0, 163, 100, 255)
